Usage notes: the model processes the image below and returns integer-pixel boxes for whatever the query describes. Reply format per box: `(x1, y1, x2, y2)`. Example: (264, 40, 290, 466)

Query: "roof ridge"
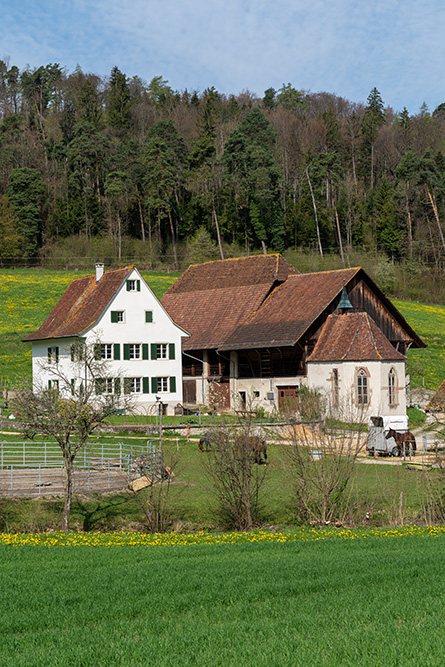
(186, 253, 283, 270)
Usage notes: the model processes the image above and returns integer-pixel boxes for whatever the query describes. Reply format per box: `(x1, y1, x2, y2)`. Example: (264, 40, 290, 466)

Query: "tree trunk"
(306, 167, 323, 257)
(135, 184, 145, 241)
(62, 452, 73, 532)
(334, 205, 345, 265)
(212, 201, 224, 260)
(425, 184, 445, 253)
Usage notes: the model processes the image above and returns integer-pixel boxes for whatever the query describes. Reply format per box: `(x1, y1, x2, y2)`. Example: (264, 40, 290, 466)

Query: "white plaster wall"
(30, 268, 187, 415)
(307, 359, 407, 418)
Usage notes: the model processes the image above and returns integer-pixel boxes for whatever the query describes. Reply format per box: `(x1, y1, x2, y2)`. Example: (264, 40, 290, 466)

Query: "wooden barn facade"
(161, 255, 425, 417)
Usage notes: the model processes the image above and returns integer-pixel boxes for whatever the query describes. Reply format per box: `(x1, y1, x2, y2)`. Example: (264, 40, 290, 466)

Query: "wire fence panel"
(0, 440, 162, 497)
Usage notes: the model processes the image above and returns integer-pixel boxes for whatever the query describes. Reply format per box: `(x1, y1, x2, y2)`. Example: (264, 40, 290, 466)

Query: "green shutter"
(151, 377, 158, 394)
(111, 311, 118, 323)
(126, 280, 130, 291)
(169, 343, 175, 360)
(48, 347, 51, 363)
(137, 280, 141, 291)
(145, 310, 153, 323)
(113, 343, 120, 360)
(55, 347, 59, 363)
(143, 377, 150, 394)
(151, 343, 157, 360)
(95, 378, 104, 395)
(169, 376, 176, 393)
(70, 345, 74, 362)
(124, 378, 131, 394)
(114, 378, 121, 395)
(70, 378, 75, 395)
(94, 344, 101, 360)
(123, 344, 130, 360)
(142, 343, 149, 360)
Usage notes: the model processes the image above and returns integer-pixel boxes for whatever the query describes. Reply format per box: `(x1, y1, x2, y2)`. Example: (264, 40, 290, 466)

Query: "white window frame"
(127, 279, 137, 292)
(156, 343, 168, 359)
(129, 377, 142, 393)
(157, 377, 168, 393)
(104, 378, 114, 394)
(101, 344, 113, 360)
(129, 344, 141, 360)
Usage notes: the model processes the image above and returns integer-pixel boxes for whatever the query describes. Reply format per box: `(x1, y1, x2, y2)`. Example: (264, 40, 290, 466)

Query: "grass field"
(1, 529, 445, 666)
(0, 434, 441, 532)
(0, 269, 443, 390)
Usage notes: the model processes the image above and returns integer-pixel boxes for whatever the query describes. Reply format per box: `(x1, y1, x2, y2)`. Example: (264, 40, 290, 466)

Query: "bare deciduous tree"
(202, 420, 268, 531)
(13, 340, 133, 531)
(287, 402, 366, 524)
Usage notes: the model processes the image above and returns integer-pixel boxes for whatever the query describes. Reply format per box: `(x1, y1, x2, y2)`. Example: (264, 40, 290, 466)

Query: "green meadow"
(0, 269, 443, 390)
(1, 531, 445, 666)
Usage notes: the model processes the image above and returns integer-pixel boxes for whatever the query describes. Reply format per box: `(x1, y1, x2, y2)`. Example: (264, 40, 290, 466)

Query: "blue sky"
(2, 0, 445, 114)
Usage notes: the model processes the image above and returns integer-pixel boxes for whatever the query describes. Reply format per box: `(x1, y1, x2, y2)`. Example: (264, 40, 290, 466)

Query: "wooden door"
(277, 386, 299, 412)
(183, 379, 196, 404)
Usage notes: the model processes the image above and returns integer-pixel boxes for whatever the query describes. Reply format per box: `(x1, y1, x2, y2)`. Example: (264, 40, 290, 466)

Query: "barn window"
(356, 367, 369, 405)
(388, 367, 397, 405)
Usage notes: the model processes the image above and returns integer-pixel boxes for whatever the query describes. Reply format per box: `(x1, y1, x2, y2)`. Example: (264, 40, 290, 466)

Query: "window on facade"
(111, 311, 124, 323)
(48, 379, 59, 390)
(388, 368, 397, 405)
(47, 346, 59, 364)
(157, 377, 168, 392)
(129, 377, 141, 393)
(101, 344, 112, 360)
(357, 368, 369, 405)
(126, 279, 140, 292)
(332, 368, 339, 406)
(156, 343, 168, 359)
(145, 310, 153, 323)
(129, 344, 141, 360)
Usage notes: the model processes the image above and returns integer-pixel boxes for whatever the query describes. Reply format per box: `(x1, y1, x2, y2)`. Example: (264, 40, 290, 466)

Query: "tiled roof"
(307, 312, 406, 362)
(161, 254, 297, 350)
(425, 380, 445, 412)
(23, 266, 133, 341)
(165, 254, 297, 293)
(219, 268, 361, 350)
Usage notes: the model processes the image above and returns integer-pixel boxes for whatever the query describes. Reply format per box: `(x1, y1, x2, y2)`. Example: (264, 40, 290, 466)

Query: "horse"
(385, 428, 416, 457)
(198, 432, 212, 452)
(245, 435, 268, 464)
(199, 432, 267, 463)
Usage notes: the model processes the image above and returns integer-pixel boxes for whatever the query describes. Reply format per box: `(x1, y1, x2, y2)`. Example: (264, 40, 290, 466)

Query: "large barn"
(161, 254, 425, 418)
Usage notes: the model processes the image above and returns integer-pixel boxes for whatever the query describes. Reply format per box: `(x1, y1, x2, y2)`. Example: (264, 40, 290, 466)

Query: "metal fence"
(0, 440, 162, 497)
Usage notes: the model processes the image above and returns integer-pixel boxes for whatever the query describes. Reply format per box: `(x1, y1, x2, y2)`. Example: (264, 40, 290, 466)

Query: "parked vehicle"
(367, 415, 410, 457)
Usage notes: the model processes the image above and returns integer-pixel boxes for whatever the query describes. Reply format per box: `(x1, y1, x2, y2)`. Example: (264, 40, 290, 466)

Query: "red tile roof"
(23, 266, 133, 341)
(220, 268, 361, 350)
(307, 312, 406, 362)
(166, 254, 297, 293)
(162, 254, 297, 350)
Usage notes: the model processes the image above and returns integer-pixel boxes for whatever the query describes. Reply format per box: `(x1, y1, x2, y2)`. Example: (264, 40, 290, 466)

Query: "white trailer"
(367, 415, 410, 457)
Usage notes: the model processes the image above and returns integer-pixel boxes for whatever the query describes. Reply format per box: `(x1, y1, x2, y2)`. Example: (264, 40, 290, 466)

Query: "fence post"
(23, 442, 25, 466)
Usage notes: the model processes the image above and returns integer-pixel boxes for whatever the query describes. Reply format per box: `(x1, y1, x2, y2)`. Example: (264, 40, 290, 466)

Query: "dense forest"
(1, 59, 445, 298)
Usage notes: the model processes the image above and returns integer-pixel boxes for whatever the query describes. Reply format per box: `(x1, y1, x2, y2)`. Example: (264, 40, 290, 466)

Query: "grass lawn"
(1, 531, 445, 666)
(0, 434, 441, 531)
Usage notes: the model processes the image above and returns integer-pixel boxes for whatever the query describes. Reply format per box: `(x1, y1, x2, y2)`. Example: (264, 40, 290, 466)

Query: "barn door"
(277, 386, 299, 413)
(208, 379, 231, 409)
(183, 379, 196, 404)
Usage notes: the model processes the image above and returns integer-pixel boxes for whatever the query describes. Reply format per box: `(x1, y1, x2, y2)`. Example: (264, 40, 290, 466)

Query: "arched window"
(388, 367, 397, 406)
(356, 367, 369, 405)
(332, 368, 339, 406)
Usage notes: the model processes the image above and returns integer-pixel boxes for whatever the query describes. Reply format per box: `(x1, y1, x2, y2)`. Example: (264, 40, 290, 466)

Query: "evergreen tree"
(106, 66, 130, 129)
(6, 168, 46, 257)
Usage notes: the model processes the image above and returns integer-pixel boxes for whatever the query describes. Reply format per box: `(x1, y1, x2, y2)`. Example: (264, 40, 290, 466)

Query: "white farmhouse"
(24, 264, 189, 415)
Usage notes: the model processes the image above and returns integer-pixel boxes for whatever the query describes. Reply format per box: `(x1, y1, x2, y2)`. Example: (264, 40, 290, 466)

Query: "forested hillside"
(1, 60, 445, 301)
